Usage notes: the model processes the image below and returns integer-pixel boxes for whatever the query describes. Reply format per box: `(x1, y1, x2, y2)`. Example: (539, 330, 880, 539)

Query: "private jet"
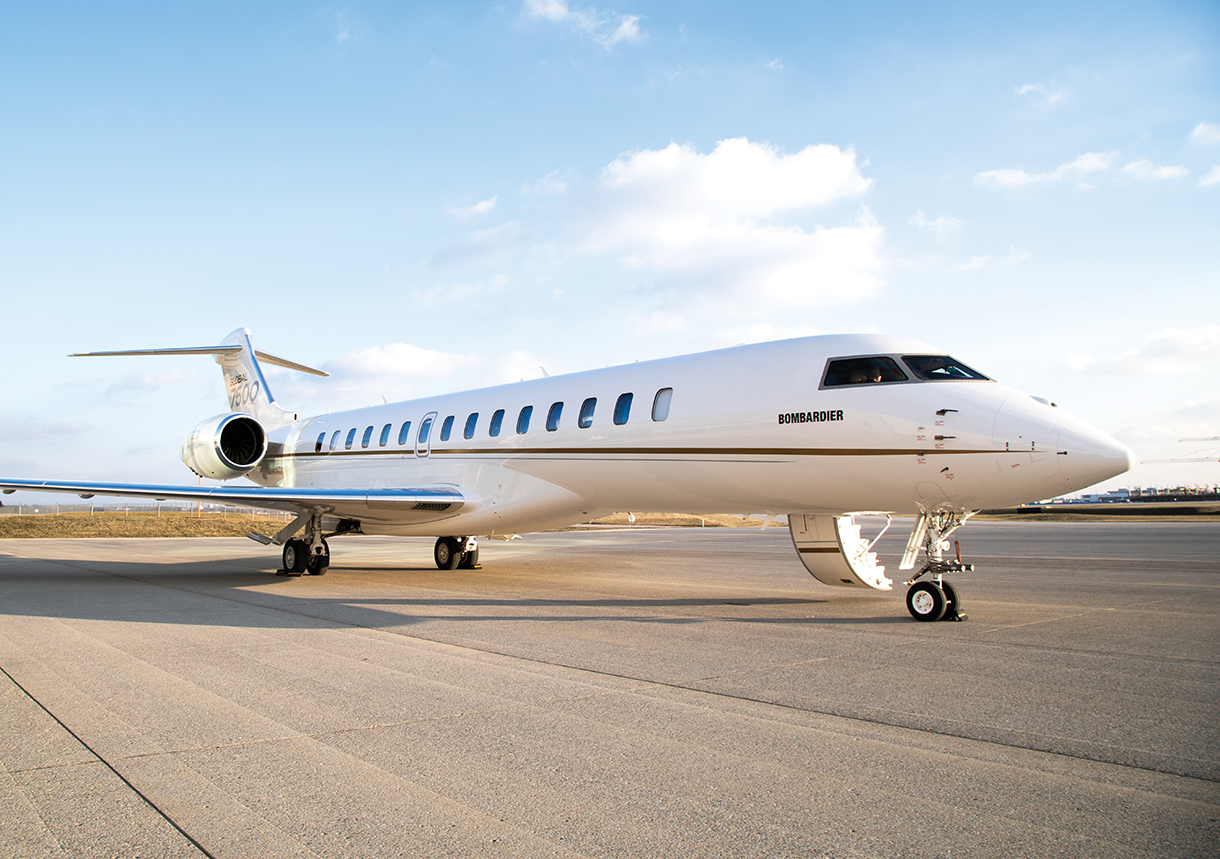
(0, 328, 1134, 621)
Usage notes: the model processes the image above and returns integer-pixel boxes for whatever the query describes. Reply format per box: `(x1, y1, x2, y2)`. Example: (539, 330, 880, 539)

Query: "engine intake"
(181, 413, 268, 480)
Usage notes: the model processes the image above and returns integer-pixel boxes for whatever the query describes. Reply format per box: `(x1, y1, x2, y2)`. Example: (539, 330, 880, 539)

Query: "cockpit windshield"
(901, 355, 989, 381)
(822, 356, 909, 387)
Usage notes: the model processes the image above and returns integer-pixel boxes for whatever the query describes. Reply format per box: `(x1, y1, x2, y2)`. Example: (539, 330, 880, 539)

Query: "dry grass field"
(0, 509, 781, 538)
(0, 511, 290, 539)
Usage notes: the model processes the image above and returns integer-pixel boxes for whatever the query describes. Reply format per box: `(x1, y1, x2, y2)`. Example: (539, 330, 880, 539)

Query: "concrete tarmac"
(0, 521, 1217, 858)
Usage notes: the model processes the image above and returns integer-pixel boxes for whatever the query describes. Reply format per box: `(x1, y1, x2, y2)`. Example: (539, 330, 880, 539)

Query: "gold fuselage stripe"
(280, 446, 1009, 460)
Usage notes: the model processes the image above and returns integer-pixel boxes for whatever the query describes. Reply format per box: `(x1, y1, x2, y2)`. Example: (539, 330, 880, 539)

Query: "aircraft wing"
(0, 478, 470, 522)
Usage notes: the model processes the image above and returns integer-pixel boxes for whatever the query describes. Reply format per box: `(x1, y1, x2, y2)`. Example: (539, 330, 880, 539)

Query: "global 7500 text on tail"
(0, 328, 1134, 621)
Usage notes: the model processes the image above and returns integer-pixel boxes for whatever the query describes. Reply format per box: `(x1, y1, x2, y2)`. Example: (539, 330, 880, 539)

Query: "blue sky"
(1, 1, 1217, 497)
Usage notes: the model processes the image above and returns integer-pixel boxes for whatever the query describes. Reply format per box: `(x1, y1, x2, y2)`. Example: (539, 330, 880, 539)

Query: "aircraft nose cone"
(1056, 420, 1136, 491)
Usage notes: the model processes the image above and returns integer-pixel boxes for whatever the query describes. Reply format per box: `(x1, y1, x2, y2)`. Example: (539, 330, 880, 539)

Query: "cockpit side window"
(822, 356, 908, 387)
(901, 355, 989, 381)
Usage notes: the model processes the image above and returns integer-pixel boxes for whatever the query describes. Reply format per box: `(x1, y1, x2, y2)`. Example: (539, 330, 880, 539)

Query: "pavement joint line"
(15, 549, 1220, 785)
(978, 612, 1087, 633)
(345, 630, 1220, 784)
(683, 656, 833, 684)
(0, 763, 70, 856)
(0, 663, 218, 859)
(86, 686, 656, 762)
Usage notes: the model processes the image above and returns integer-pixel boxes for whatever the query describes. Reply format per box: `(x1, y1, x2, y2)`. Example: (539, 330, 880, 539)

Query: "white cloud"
(1067, 324, 1220, 375)
(956, 245, 1030, 270)
(711, 322, 830, 347)
(910, 210, 963, 232)
(1190, 122, 1220, 146)
(1015, 82, 1067, 107)
(326, 343, 478, 380)
(275, 343, 481, 406)
(431, 221, 528, 268)
(569, 138, 882, 310)
(412, 274, 508, 307)
(764, 58, 785, 70)
(0, 415, 91, 440)
(1174, 398, 1220, 420)
(523, 0, 644, 48)
(626, 311, 688, 336)
(603, 15, 641, 46)
(488, 348, 552, 384)
(974, 151, 1115, 188)
(524, 169, 578, 195)
(1200, 166, 1220, 188)
(1122, 159, 1189, 180)
(446, 196, 497, 219)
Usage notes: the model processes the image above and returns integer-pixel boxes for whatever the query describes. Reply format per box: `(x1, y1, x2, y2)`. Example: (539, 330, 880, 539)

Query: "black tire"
(941, 581, 961, 617)
(458, 545, 480, 569)
(282, 539, 308, 574)
(306, 538, 330, 575)
(434, 537, 461, 570)
(907, 582, 947, 621)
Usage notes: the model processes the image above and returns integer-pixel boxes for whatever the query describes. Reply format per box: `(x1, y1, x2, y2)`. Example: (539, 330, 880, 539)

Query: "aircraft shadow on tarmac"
(0, 553, 910, 628)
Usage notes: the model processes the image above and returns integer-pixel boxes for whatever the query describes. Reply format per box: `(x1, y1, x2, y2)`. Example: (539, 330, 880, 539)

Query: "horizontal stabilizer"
(70, 346, 329, 377)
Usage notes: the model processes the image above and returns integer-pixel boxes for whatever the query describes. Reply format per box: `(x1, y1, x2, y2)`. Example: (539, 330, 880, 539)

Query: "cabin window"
(901, 355, 990, 382)
(614, 393, 633, 426)
(329, 430, 341, 451)
(379, 424, 392, 447)
(361, 426, 374, 448)
(546, 402, 563, 432)
(345, 428, 357, 449)
(440, 415, 455, 442)
(489, 409, 505, 437)
(418, 417, 433, 444)
(822, 356, 908, 387)
(578, 397, 597, 429)
(315, 432, 326, 453)
(516, 405, 533, 434)
(398, 421, 412, 445)
(464, 413, 478, 439)
(652, 388, 673, 422)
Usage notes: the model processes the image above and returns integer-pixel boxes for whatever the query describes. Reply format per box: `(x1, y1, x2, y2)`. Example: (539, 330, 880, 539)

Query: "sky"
(1, 0, 1218, 501)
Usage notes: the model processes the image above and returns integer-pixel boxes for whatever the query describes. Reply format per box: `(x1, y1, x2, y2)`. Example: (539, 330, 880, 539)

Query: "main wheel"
(306, 538, 330, 575)
(434, 537, 461, 570)
(282, 539, 308, 574)
(458, 545, 480, 569)
(907, 582, 947, 621)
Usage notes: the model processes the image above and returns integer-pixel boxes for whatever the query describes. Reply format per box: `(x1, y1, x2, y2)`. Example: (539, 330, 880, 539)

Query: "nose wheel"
(905, 577, 965, 622)
(903, 512, 972, 622)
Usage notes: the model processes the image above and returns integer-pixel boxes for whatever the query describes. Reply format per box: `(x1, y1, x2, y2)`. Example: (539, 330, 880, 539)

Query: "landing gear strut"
(279, 512, 331, 576)
(434, 536, 479, 570)
(904, 510, 972, 622)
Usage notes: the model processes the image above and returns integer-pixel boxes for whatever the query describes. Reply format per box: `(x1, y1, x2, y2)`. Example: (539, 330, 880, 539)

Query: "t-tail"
(71, 327, 327, 480)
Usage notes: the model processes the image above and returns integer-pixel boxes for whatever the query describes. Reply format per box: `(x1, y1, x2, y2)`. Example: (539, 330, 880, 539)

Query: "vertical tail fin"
(71, 327, 329, 430)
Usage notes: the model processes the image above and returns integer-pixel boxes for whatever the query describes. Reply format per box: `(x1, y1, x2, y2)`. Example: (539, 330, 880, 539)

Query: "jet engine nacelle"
(181, 413, 268, 480)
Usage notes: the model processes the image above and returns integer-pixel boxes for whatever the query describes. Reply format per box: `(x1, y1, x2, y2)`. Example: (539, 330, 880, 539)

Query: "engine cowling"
(181, 413, 268, 480)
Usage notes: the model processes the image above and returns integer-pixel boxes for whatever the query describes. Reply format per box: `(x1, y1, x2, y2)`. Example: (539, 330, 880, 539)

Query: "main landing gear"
(279, 511, 331, 576)
(904, 510, 972, 622)
(434, 536, 480, 570)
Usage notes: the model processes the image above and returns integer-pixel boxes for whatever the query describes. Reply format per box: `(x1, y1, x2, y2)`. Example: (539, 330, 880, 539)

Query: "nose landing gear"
(903, 511, 972, 622)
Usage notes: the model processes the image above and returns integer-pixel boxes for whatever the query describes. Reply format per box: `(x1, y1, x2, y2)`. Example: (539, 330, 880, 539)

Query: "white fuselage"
(252, 334, 1133, 537)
